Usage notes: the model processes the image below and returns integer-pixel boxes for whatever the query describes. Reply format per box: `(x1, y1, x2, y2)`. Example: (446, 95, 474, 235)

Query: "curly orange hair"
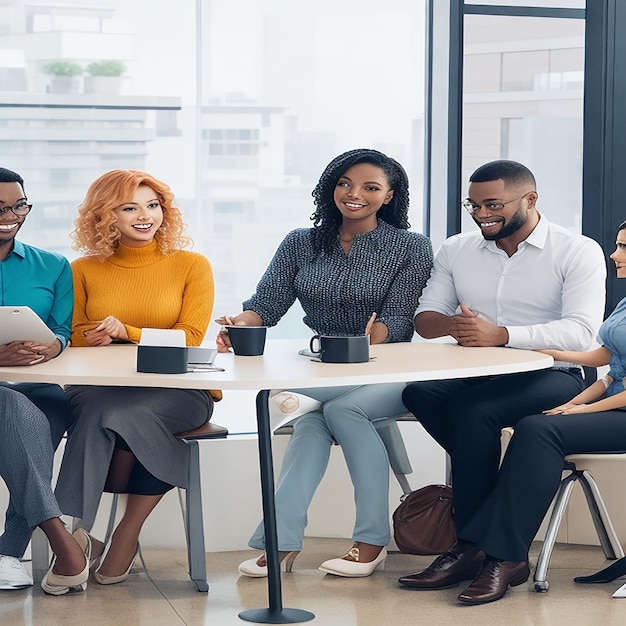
(71, 169, 192, 257)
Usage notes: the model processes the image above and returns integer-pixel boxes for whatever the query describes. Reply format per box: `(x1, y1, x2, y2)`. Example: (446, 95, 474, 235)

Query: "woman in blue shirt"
(216, 149, 433, 578)
(438, 219, 626, 604)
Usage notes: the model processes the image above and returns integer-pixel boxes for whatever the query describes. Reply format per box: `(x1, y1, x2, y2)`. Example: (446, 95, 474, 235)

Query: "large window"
(0, 0, 427, 340)
(462, 12, 585, 233)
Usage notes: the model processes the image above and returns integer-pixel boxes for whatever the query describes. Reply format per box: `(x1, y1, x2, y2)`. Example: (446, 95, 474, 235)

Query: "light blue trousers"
(249, 382, 406, 551)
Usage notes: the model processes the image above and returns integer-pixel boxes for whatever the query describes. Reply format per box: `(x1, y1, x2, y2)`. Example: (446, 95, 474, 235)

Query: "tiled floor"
(2, 538, 626, 625)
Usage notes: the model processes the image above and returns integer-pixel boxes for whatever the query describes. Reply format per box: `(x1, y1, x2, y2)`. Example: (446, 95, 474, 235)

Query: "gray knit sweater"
(243, 220, 433, 343)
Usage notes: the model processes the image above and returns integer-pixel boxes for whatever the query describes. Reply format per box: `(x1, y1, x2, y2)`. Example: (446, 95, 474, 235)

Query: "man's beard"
(478, 205, 526, 241)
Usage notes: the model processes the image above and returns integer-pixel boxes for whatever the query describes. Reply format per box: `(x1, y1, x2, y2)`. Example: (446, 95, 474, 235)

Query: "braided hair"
(310, 148, 410, 255)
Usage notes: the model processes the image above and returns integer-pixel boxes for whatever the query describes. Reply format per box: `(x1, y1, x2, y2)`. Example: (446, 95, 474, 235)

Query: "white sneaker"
(0, 555, 33, 590)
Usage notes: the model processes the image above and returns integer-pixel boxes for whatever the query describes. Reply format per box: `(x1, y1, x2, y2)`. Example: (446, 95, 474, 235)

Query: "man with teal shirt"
(0, 167, 74, 590)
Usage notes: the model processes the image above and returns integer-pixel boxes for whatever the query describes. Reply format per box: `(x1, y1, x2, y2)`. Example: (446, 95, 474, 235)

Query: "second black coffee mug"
(309, 334, 369, 363)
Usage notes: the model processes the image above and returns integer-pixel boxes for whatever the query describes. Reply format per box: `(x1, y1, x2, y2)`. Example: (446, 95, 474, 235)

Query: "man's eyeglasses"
(462, 191, 534, 215)
(0, 202, 32, 217)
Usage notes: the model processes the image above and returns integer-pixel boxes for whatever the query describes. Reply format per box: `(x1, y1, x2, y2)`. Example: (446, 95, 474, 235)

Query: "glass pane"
(464, 0, 585, 7)
(0, 0, 427, 343)
(462, 14, 585, 233)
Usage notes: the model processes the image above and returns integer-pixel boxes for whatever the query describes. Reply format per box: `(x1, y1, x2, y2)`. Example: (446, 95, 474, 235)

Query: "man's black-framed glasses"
(0, 201, 32, 217)
(462, 191, 534, 215)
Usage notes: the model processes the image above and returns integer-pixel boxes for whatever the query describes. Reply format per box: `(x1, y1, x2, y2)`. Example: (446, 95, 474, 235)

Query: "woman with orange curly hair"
(54, 170, 220, 586)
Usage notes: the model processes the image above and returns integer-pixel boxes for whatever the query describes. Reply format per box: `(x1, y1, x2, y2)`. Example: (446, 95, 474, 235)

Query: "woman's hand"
(537, 349, 566, 360)
(214, 311, 264, 352)
(365, 312, 389, 345)
(536, 346, 610, 368)
(0, 339, 60, 366)
(83, 316, 129, 346)
(364, 312, 377, 337)
(83, 328, 113, 346)
(215, 315, 236, 352)
(544, 402, 588, 415)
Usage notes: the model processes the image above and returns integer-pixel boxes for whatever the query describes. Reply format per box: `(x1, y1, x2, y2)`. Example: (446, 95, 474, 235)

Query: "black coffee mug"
(309, 335, 369, 363)
(226, 325, 267, 356)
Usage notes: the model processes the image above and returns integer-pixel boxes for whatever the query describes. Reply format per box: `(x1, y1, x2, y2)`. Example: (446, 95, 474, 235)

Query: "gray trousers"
(0, 384, 73, 558)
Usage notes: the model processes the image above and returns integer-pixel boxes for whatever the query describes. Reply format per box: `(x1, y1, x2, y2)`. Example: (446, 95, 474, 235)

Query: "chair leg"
(395, 474, 413, 497)
(180, 439, 208, 592)
(577, 470, 624, 560)
(534, 472, 579, 592)
(101, 493, 147, 575)
(373, 418, 414, 494)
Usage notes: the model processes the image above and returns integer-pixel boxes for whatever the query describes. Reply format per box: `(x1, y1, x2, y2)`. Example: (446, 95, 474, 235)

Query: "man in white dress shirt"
(398, 160, 607, 604)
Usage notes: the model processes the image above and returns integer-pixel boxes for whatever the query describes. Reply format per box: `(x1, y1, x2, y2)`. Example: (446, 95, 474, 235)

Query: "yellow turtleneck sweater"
(70, 241, 221, 400)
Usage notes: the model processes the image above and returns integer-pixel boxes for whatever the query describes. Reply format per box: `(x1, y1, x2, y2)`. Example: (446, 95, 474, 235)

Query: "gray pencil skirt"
(55, 385, 213, 530)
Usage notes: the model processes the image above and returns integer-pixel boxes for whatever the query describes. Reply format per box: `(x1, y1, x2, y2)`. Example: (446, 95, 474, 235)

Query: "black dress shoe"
(398, 541, 485, 590)
(457, 559, 530, 605)
(574, 557, 626, 584)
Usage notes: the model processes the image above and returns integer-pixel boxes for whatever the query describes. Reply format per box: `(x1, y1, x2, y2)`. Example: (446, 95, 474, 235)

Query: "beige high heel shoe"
(238, 551, 300, 578)
(93, 543, 140, 585)
(318, 545, 387, 578)
(41, 529, 91, 596)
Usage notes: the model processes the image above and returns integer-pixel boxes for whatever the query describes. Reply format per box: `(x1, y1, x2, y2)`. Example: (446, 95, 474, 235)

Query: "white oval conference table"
(0, 339, 553, 624)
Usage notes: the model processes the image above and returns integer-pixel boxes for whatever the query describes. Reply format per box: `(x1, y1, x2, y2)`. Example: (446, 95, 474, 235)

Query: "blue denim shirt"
(598, 296, 626, 400)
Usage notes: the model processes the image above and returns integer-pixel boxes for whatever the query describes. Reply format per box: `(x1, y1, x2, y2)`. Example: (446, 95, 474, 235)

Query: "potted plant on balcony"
(84, 60, 126, 95)
(43, 60, 83, 94)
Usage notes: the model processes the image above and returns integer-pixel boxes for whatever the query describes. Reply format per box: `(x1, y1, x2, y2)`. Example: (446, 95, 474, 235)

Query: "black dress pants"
(401, 369, 584, 532)
(460, 408, 626, 561)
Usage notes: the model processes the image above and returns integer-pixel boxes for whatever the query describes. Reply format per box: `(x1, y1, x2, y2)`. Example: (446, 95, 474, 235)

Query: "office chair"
(500, 366, 624, 591)
(270, 392, 414, 494)
(103, 421, 228, 593)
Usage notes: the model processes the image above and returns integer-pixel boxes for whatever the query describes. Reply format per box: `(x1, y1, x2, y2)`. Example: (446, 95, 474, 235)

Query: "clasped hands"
(83, 315, 129, 346)
(448, 303, 509, 347)
(0, 338, 61, 366)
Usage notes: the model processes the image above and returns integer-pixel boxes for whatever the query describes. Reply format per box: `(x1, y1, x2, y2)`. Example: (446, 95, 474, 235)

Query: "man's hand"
(0, 339, 61, 366)
(448, 303, 509, 347)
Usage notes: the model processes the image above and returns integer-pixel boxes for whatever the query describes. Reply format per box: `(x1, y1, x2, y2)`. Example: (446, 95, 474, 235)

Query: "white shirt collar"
(477, 212, 548, 253)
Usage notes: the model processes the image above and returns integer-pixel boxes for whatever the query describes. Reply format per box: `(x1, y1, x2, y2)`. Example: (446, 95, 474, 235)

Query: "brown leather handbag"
(392, 484, 456, 555)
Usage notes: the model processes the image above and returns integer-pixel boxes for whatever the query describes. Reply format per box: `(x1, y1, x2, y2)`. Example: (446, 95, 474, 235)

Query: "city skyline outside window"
(461, 10, 585, 234)
(0, 0, 427, 340)
(1, 0, 587, 341)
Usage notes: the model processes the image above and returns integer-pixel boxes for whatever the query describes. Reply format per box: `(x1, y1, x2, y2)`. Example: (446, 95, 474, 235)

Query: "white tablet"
(0, 306, 57, 345)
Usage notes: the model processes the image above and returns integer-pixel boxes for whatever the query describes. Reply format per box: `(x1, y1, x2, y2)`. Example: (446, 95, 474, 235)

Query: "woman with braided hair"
(216, 148, 433, 577)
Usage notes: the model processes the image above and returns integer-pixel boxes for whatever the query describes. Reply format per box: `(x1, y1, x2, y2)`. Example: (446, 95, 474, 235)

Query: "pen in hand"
(365, 312, 377, 340)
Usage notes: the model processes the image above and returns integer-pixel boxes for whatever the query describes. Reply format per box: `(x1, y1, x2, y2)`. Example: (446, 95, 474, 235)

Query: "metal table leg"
(239, 390, 314, 624)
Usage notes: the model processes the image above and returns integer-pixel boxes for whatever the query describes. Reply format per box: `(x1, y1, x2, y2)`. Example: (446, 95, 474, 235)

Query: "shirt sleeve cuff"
(504, 325, 531, 349)
(55, 335, 69, 351)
